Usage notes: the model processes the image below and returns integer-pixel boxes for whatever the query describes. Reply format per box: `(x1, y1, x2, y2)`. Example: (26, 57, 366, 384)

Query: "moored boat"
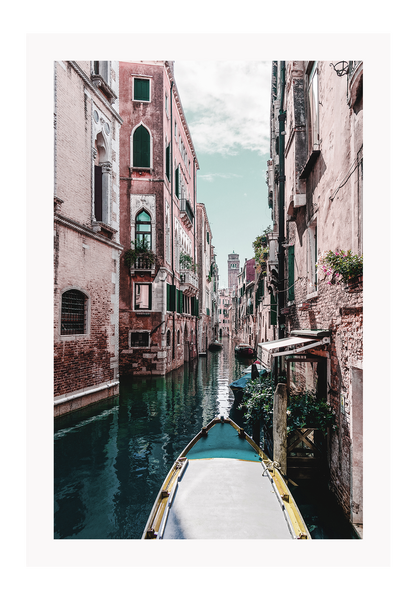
(235, 343, 256, 358)
(208, 341, 223, 352)
(142, 416, 310, 539)
(230, 362, 270, 402)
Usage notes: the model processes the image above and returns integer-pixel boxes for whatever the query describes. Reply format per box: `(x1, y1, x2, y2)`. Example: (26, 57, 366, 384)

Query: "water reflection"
(54, 337, 250, 539)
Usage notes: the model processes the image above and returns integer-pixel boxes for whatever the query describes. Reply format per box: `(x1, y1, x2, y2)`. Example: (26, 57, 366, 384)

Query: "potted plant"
(180, 251, 194, 271)
(124, 241, 155, 269)
(316, 249, 363, 285)
(253, 228, 271, 273)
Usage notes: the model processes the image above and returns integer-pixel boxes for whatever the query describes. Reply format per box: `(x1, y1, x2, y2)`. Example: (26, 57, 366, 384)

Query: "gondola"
(235, 343, 256, 358)
(208, 341, 223, 352)
(230, 362, 269, 402)
(142, 416, 310, 539)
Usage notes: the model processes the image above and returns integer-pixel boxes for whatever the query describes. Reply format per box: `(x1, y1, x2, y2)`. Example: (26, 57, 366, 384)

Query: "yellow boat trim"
(143, 417, 311, 539)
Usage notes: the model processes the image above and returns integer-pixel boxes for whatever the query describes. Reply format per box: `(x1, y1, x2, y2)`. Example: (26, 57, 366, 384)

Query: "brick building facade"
(118, 61, 200, 375)
(261, 60, 363, 533)
(54, 61, 123, 416)
(196, 202, 215, 353)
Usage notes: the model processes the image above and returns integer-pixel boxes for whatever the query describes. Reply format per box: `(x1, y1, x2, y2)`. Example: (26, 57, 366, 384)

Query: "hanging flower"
(316, 249, 363, 284)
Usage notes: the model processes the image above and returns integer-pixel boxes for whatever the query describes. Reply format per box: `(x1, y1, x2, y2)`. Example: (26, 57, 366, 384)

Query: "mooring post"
(273, 383, 287, 475)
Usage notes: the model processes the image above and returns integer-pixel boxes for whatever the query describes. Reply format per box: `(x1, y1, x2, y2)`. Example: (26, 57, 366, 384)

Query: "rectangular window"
(270, 291, 277, 325)
(176, 289, 184, 314)
(134, 283, 152, 310)
(167, 283, 176, 312)
(288, 245, 295, 301)
(133, 78, 150, 102)
(131, 331, 149, 348)
(94, 165, 103, 221)
(308, 62, 319, 151)
(165, 142, 171, 181)
(61, 290, 87, 335)
(308, 224, 318, 293)
(175, 166, 180, 198)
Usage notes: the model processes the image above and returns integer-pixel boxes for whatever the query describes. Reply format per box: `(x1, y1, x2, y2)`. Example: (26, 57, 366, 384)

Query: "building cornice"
(165, 62, 199, 170)
(54, 213, 124, 250)
(66, 61, 123, 125)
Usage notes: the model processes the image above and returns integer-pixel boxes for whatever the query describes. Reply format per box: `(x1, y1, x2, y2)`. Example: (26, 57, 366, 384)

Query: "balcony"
(131, 254, 156, 276)
(179, 268, 198, 296)
(180, 198, 194, 230)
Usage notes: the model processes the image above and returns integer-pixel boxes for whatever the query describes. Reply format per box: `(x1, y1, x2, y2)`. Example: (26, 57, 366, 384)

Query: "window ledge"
(91, 74, 117, 104)
(299, 148, 321, 179)
(305, 291, 318, 300)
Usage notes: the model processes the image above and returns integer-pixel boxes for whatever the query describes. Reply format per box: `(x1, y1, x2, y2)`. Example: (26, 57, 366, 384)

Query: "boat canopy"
(257, 330, 331, 368)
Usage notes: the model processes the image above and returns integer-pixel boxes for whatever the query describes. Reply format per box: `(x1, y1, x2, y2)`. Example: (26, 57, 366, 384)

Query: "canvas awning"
(257, 330, 331, 368)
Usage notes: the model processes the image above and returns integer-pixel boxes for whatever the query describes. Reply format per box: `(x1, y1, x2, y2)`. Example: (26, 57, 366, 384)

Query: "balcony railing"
(131, 255, 155, 274)
(179, 268, 198, 296)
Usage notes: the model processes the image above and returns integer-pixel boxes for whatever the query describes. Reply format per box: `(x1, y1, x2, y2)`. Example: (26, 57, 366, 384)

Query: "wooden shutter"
(167, 283, 176, 312)
(288, 246, 295, 301)
(175, 166, 179, 198)
(133, 125, 150, 168)
(94, 165, 103, 221)
(176, 289, 183, 314)
(165, 143, 170, 180)
(134, 78, 150, 101)
(270, 291, 277, 325)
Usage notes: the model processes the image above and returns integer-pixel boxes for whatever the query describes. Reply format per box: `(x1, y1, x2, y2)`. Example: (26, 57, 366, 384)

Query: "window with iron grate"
(61, 290, 87, 335)
(131, 331, 149, 348)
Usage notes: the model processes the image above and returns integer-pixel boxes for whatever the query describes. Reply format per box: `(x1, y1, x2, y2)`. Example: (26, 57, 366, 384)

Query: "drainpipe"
(277, 61, 286, 345)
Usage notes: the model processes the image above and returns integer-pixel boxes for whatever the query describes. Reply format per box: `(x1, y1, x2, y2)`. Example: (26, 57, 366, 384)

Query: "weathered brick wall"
(54, 61, 121, 409)
(54, 225, 119, 395)
(286, 276, 363, 516)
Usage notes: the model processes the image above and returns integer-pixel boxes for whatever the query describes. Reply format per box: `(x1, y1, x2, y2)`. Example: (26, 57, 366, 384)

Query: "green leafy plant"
(287, 391, 337, 434)
(239, 381, 336, 437)
(124, 241, 155, 268)
(316, 249, 363, 284)
(252, 227, 271, 275)
(238, 376, 274, 428)
(180, 251, 196, 271)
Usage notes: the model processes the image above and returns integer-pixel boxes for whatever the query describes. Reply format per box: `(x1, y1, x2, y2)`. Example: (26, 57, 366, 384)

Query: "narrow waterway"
(54, 337, 356, 539)
(54, 338, 246, 539)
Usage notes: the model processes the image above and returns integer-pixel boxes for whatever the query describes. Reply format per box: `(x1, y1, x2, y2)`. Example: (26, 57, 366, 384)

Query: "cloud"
(199, 172, 242, 182)
(174, 61, 271, 156)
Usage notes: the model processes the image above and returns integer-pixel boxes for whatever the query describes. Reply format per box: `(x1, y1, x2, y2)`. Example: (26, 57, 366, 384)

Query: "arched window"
(135, 210, 151, 250)
(166, 329, 171, 347)
(177, 330, 180, 345)
(133, 125, 151, 168)
(61, 289, 87, 335)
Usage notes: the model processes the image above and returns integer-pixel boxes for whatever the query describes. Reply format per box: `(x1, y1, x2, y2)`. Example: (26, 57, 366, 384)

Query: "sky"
(174, 61, 273, 288)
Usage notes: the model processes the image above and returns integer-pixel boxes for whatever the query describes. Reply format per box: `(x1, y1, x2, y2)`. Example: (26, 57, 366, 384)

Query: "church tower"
(228, 252, 239, 293)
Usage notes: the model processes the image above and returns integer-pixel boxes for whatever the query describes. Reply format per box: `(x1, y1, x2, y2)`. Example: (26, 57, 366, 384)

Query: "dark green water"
(54, 338, 248, 539)
(54, 337, 356, 539)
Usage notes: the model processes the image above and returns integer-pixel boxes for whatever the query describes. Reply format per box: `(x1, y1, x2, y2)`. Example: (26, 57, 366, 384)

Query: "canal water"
(54, 337, 356, 539)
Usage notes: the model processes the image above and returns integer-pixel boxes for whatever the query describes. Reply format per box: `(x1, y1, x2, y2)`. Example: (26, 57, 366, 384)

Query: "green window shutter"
(191, 296, 199, 317)
(134, 78, 150, 101)
(165, 143, 170, 180)
(288, 245, 295, 301)
(175, 166, 179, 198)
(133, 125, 150, 168)
(270, 291, 277, 325)
(167, 283, 176, 312)
(176, 289, 183, 314)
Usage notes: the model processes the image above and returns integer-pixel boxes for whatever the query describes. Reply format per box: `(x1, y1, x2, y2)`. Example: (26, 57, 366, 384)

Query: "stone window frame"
(132, 76, 152, 103)
(130, 121, 153, 170)
(129, 330, 150, 349)
(59, 286, 90, 340)
(306, 218, 318, 299)
(133, 282, 153, 311)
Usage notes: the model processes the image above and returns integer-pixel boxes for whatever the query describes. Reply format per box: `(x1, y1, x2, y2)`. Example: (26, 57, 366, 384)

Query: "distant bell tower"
(228, 252, 240, 292)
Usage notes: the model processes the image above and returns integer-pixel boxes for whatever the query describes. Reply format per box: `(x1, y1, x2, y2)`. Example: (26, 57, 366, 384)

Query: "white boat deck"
(161, 458, 294, 539)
